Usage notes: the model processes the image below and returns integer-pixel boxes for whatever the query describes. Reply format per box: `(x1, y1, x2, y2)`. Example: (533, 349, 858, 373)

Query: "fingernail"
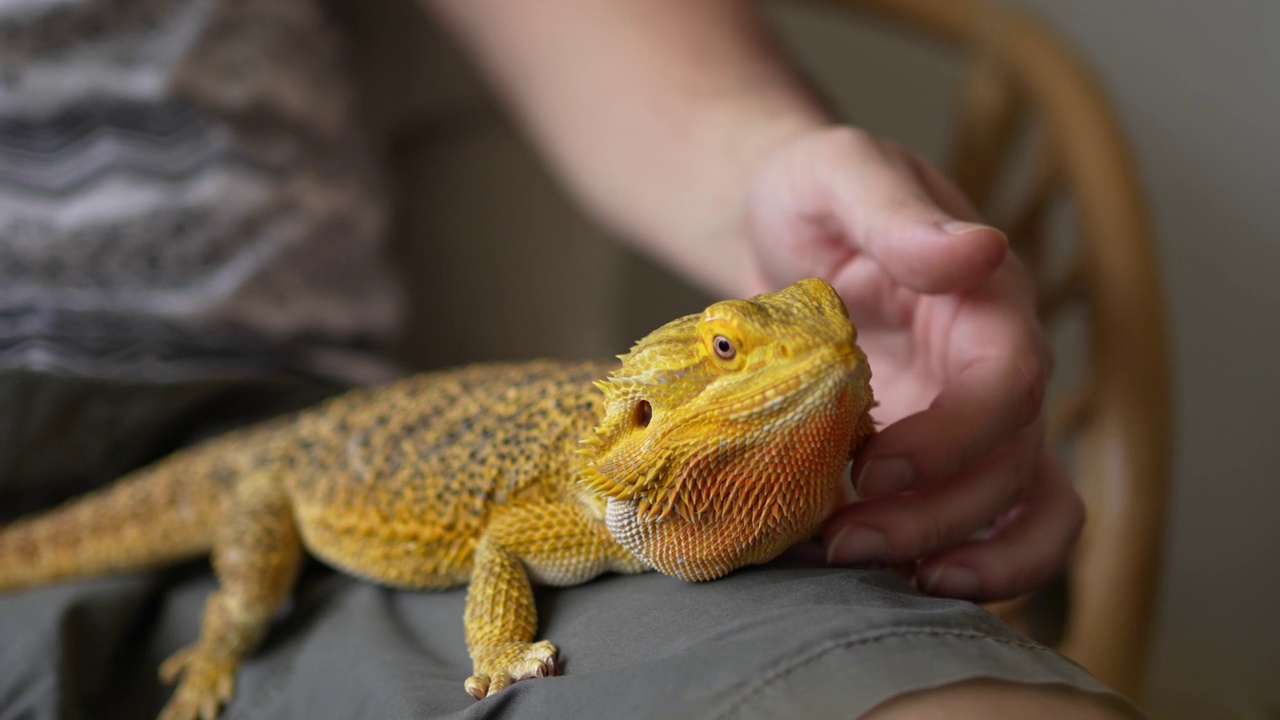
(940, 220, 994, 236)
(922, 565, 980, 597)
(936, 219, 1003, 243)
(826, 525, 889, 564)
(855, 457, 914, 497)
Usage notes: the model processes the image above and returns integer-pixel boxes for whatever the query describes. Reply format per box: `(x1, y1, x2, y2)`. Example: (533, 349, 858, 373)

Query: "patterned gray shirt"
(0, 0, 401, 385)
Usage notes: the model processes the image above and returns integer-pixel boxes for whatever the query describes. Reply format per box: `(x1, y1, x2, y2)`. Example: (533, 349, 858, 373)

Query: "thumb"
(821, 131, 1008, 294)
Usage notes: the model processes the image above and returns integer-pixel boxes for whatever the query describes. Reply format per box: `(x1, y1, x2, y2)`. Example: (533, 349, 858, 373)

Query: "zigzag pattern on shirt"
(0, 307, 310, 381)
(0, 0, 178, 62)
(0, 306, 394, 384)
(0, 0, 399, 389)
(0, 99, 255, 197)
(0, 100, 205, 150)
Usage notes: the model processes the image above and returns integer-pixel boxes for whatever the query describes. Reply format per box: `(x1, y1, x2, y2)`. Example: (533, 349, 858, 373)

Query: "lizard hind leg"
(158, 473, 303, 720)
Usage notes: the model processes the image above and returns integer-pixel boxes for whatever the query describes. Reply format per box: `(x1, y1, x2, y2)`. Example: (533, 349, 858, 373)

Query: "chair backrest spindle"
(807, 0, 1173, 699)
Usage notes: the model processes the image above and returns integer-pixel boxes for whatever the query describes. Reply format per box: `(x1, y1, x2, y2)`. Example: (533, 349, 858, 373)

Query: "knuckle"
(1015, 354, 1048, 422)
(898, 513, 947, 560)
(821, 125, 878, 157)
(1014, 427, 1047, 486)
(998, 458, 1037, 516)
(877, 137, 915, 164)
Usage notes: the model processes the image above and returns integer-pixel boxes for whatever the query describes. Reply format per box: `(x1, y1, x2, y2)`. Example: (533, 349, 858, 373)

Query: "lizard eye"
(712, 335, 736, 360)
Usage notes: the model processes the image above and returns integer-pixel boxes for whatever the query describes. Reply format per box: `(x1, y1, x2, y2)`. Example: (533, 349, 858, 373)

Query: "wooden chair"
(802, 0, 1173, 700)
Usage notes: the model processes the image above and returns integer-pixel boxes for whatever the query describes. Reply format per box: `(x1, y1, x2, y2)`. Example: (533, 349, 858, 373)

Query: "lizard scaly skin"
(0, 278, 876, 720)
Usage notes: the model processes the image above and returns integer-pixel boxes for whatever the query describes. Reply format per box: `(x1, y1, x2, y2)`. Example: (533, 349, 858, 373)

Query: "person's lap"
(0, 374, 1139, 719)
(0, 545, 1138, 719)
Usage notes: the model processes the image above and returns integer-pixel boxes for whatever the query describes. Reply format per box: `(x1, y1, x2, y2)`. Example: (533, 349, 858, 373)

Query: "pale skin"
(422, 0, 1114, 717)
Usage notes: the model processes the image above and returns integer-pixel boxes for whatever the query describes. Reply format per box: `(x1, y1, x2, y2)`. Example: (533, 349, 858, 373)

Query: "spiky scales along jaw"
(579, 278, 877, 581)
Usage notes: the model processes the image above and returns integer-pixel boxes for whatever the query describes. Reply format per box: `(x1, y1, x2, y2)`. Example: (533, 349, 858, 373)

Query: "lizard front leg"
(158, 473, 302, 720)
(463, 501, 647, 698)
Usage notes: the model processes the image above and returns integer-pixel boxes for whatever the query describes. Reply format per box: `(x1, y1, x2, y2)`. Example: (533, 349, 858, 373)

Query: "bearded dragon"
(0, 278, 876, 720)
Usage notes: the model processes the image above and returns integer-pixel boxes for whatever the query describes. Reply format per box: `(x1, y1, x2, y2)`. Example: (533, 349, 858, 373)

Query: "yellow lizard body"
(0, 278, 876, 720)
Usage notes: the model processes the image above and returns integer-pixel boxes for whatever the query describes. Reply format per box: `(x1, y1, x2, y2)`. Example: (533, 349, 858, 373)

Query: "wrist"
(429, 0, 834, 298)
(650, 94, 831, 299)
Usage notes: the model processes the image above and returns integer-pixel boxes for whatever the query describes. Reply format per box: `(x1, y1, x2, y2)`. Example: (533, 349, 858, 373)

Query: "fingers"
(824, 420, 1043, 569)
(822, 286, 1051, 578)
(745, 124, 1074, 602)
(816, 128, 1008, 294)
(918, 453, 1085, 601)
(857, 352, 1048, 503)
(745, 125, 1005, 300)
(854, 251, 1050, 491)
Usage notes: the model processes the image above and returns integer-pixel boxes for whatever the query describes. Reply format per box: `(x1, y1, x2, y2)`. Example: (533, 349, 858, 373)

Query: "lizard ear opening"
(633, 400, 652, 428)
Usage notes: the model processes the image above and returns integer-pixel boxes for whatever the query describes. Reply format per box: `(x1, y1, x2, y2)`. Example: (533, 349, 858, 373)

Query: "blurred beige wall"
(347, 1, 1279, 718)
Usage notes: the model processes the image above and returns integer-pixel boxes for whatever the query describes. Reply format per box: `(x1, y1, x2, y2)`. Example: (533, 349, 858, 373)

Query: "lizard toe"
(486, 673, 513, 696)
(156, 647, 238, 720)
(466, 640, 560, 699)
(158, 647, 193, 684)
(464, 674, 490, 699)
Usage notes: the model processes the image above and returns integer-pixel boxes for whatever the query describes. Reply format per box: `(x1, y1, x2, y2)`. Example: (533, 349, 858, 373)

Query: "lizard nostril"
(634, 400, 652, 428)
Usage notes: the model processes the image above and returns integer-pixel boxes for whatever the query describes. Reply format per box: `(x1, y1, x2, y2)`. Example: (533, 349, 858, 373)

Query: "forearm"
(421, 0, 831, 296)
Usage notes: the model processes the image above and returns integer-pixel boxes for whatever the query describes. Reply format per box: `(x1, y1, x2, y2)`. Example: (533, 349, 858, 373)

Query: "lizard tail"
(0, 429, 262, 590)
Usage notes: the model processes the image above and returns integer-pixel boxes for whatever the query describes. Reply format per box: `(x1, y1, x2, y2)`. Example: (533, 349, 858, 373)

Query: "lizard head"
(579, 277, 876, 581)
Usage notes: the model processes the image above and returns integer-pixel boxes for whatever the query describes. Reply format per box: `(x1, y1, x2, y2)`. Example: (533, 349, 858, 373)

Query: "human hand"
(744, 126, 1083, 602)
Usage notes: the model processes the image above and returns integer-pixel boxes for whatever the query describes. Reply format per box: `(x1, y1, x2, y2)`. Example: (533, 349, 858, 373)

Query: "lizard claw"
(465, 640, 559, 699)
(157, 646, 237, 720)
